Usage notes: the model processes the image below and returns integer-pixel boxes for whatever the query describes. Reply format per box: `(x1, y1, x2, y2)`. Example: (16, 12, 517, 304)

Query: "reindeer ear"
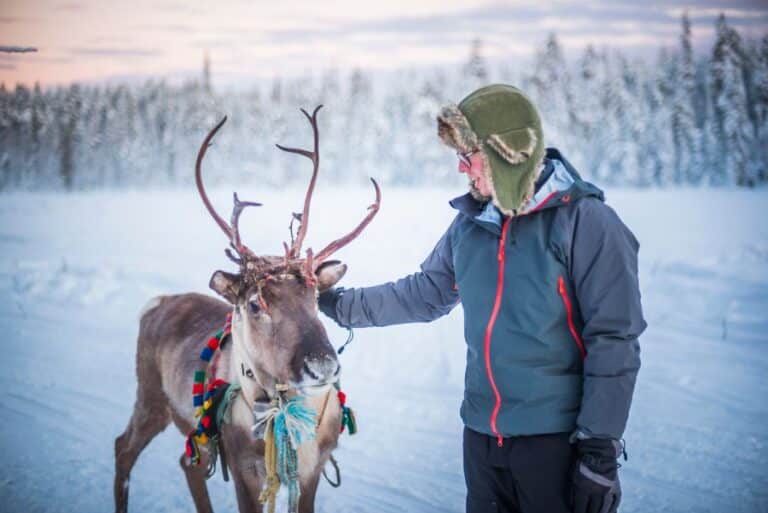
(209, 270, 241, 304)
(315, 260, 347, 292)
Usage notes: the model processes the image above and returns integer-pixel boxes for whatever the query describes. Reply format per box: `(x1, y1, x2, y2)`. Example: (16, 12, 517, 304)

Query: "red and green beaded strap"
(192, 313, 232, 414)
(185, 312, 233, 465)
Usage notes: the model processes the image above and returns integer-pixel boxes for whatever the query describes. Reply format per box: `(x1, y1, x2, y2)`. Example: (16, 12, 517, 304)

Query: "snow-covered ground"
(0, 185, 766, 513)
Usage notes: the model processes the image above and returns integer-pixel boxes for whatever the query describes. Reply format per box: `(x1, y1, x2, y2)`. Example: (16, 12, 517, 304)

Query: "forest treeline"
(0, 13, 766, 190)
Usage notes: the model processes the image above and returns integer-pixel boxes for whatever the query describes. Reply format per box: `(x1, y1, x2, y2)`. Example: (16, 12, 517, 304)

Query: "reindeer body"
(114, 105, 379, 513)
(115, 293, 342, 513)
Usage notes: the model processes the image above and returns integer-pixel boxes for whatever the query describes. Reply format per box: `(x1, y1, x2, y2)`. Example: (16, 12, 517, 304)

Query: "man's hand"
(571, 438, 623, 513)
(318, 287, 344, 326)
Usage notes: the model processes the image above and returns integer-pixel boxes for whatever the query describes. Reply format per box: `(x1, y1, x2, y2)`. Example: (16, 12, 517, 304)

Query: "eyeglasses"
(457, 149, 479, 167)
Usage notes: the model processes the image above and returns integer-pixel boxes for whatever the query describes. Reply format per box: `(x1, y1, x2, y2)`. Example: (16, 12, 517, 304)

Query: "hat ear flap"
(485, 127, 538, 165)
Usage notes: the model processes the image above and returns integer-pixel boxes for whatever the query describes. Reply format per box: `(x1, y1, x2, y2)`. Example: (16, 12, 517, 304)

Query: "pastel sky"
(1, 0, 767, 88)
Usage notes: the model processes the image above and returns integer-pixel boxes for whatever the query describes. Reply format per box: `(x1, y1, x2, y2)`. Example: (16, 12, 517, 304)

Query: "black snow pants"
(463, 427, 575, 513)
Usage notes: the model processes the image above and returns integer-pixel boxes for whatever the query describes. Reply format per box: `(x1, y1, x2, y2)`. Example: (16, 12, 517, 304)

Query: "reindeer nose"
(303, 355, 340, 383)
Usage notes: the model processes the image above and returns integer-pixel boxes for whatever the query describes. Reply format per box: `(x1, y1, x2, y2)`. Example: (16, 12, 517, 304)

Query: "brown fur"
(437, 104, 478, 153)
(115, 269, 344, 513)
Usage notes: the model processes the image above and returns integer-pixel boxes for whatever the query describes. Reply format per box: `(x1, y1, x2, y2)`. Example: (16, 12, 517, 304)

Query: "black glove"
(318, 287, 345, 326)
(571, 438, 624, 513)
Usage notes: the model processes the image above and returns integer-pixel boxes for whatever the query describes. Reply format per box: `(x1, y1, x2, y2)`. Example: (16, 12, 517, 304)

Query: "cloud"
(329, 1, 767, 39)
(0, 46, 38, 53)
(190, 38, 243, 50)
(689, 11, 768, 27)
(70, 48, 164, 58)
(132, 22, 198, 34)
(609, 0, 767, 12)
(0, 15, 43, 24)
(154, 2, 205, 15)
(35, 56, 74, 64)
(55, 2, 86, 11)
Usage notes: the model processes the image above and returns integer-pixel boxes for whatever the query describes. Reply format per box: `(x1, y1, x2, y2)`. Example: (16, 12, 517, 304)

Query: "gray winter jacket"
(333, 149, 646, 441)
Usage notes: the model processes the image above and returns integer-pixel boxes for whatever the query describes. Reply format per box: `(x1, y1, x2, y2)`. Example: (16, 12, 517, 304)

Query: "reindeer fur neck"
(227, 306, 278, 408)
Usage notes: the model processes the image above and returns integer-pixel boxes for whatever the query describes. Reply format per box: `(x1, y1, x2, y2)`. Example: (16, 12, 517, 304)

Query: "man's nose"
(458, 161, 469, 174)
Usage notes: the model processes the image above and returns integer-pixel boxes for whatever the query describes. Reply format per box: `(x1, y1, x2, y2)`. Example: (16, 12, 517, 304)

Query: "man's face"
(458, 151, 492, 197)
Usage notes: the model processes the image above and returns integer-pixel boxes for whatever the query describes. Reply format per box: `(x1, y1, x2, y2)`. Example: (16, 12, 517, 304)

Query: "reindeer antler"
(276, 106, 382, 276)
(195, 108, 381, 283)
(276, 105, 322, 260)
(195, 116, 264, 266)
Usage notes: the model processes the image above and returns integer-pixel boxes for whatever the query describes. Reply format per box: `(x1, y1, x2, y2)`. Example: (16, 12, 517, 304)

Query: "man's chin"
(469, 182, 491, 202)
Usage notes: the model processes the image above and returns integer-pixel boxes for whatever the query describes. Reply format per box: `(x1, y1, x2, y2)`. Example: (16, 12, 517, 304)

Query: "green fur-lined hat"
(437, 84, 545, 216)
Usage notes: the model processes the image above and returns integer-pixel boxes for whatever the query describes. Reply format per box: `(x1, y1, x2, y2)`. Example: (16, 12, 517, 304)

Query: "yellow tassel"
(258, 417, 280, 513)
(196, 433, 209, 445)
(204, 399, 212, 410)
(195, 406, 203, 418)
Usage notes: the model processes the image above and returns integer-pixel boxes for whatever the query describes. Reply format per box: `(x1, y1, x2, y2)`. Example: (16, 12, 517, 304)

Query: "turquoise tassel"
(272, 395, 317, 511)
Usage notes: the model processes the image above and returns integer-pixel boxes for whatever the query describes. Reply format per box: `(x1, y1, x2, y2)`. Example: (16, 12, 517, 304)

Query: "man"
(319, 84, 646, 513)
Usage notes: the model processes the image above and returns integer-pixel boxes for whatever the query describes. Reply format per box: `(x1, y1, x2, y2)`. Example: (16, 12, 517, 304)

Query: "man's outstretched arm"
(323, 216, 461, 328)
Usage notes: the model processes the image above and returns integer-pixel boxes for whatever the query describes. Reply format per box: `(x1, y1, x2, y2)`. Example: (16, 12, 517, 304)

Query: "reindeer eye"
(248, 298, 262, 315)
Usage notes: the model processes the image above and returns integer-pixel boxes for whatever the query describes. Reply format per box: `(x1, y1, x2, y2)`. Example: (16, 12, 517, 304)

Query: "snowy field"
(0, 185, 766, 513)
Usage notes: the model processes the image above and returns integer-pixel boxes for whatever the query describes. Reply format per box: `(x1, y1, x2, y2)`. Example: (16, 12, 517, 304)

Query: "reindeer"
(114, 106, 380, 513)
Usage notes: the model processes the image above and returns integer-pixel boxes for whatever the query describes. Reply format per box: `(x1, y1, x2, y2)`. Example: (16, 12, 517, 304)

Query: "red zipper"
(484, 217, 511, 447)
(558, 275, 586, 359)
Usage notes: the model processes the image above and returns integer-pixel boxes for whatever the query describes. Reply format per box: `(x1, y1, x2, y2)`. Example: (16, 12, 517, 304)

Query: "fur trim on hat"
(485, 128, 537, 165)
(437, 104, 479, 153)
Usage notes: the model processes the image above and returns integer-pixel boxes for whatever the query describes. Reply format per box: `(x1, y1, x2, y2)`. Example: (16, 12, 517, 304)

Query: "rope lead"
(337, 327, 354, 354)
(322, 454, 342, 488)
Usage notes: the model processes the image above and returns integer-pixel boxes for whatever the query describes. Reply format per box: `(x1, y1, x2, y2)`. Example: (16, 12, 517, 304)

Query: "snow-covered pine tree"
(530, 34, 575, 157)
(711, 14, 755, 186)
(754, 35, 768, 182)
(463, 39, 489, 90)
(56, 84, 82, 190)
(672, 12, 698, 185)
(568, 45, 603, 179)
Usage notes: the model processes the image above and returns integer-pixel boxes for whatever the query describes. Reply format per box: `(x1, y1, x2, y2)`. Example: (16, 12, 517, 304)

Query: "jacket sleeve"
(334, 216, 461, 328)
(570, 199, 646, 440)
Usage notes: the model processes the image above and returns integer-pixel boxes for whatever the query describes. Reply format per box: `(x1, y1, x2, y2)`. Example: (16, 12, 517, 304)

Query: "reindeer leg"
(220, 425, 265, 513)
(179, 452, 215, 513)
(114, 404, 171, 513)
(299, 472, 321, 513)
(231, 471, 264, 513)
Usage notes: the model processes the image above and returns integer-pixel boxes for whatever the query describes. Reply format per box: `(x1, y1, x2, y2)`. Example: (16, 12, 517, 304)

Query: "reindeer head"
(195, 107, 380, 395)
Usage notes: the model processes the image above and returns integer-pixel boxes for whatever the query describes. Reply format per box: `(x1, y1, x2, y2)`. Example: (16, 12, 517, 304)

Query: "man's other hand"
(571, 438, 623, 513)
